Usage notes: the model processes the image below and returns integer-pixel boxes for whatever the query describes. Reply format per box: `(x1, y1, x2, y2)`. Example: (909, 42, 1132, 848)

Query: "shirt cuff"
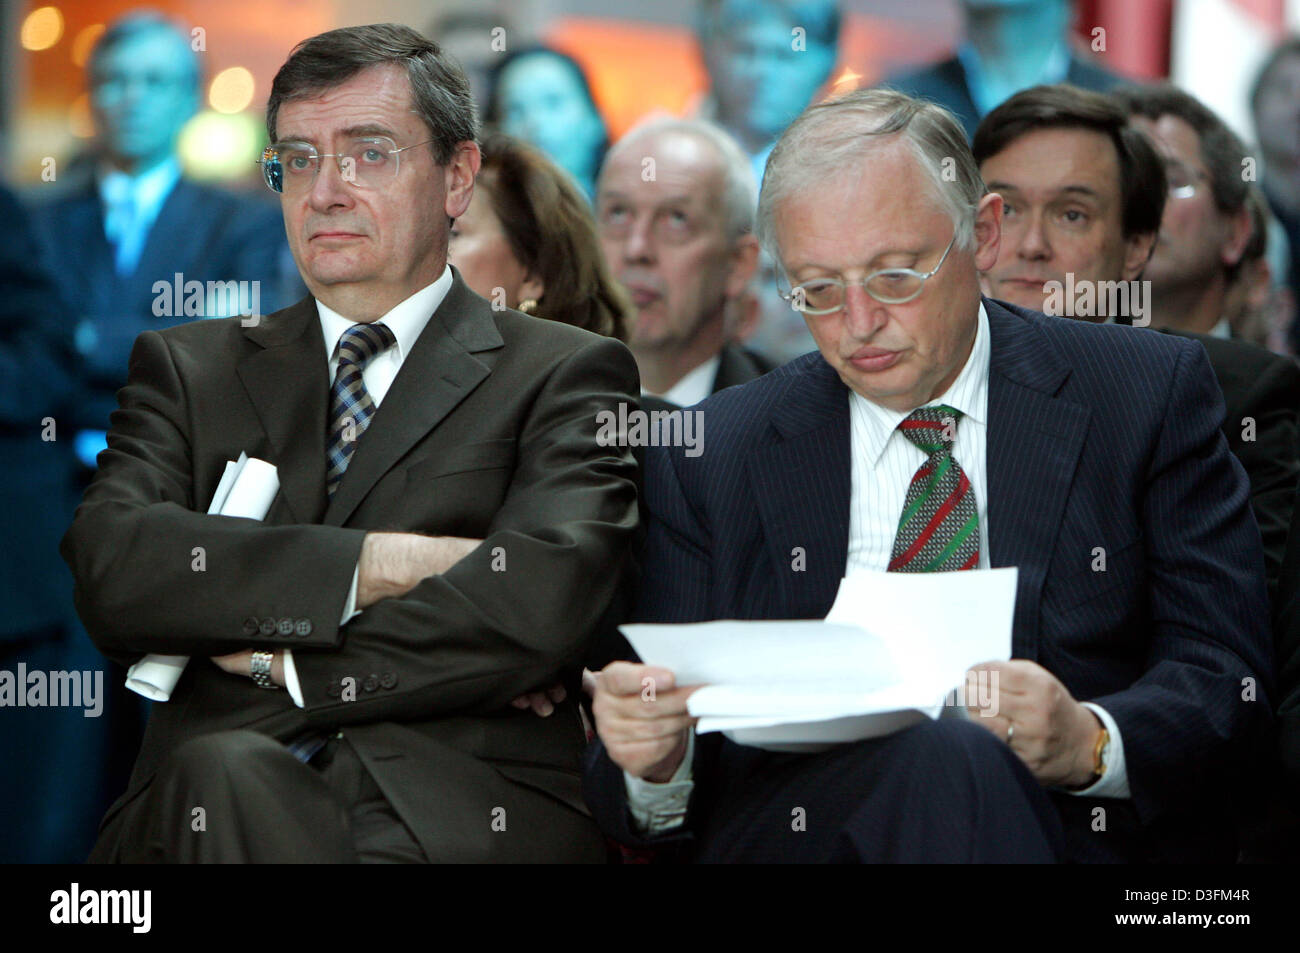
(624, 730, 695, 835)
(282, 649, 304, 708)
(340, 565, 361, 624)
(1063, 702, 1129, 798)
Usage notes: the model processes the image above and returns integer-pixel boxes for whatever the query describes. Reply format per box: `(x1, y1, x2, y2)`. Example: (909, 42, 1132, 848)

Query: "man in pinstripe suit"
(582, 89, 1273, 862)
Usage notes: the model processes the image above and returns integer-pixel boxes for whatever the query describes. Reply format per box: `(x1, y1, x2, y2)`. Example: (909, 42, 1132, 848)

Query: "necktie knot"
(337, 323, 395, 369)
(897, 405, 962, 456)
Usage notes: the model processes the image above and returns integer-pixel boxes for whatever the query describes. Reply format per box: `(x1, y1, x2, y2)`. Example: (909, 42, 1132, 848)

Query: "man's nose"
(842, 283, 888, 338)
(1015, 211, 1051, 261)
(306, 157, 355, 212)
(621, 215, 656, 264)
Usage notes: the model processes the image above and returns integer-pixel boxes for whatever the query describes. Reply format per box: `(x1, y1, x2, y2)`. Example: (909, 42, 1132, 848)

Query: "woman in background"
(485, 48, 608, 201)
(450, 131, 628, 341)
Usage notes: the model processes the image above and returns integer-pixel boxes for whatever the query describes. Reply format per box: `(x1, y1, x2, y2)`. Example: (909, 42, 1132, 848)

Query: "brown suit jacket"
(62, 269, 640, 862)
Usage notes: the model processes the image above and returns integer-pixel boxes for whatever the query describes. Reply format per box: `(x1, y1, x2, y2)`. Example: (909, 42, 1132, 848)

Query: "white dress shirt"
(280, 266, 453, 705)
(625, 302, 1129, 833)
(646, 354, 720, 408)
(98, 157, 182, 271)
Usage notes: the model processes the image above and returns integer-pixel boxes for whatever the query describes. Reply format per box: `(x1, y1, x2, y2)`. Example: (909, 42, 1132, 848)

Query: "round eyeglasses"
(779, 232, 958, 314)
(259, 136, 434, 194)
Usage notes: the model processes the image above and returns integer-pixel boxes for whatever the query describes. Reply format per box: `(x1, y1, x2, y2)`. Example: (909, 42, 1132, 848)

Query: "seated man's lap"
(697, 719, 1063, 863)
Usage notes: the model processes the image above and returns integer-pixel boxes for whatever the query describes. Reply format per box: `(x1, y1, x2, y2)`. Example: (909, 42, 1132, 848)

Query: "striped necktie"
(286, 323, 394, 766)
(888, 405, 980, 572)
(326, 322, 396, 497)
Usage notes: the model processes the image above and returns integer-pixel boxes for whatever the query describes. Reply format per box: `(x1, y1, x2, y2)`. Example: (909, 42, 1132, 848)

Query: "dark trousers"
(100, 729, 425, 863)
(696, 719, 1065, 863)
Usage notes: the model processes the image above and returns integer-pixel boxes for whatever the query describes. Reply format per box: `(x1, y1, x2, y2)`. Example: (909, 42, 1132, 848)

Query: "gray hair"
(601, 117, 757, 240)
(756, 88, 985, 260)
(267, 23, 477, 165)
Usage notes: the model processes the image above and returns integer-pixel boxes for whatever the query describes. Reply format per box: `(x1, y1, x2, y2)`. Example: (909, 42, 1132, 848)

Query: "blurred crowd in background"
(5, 0, 1300, 862)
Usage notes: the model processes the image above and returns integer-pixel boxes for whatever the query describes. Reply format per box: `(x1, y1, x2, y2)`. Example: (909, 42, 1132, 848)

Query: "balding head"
(595, 118, 760, 380)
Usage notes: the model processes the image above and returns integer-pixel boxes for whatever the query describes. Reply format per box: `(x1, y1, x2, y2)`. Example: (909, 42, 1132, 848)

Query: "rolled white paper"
(125, 454, 279, 701)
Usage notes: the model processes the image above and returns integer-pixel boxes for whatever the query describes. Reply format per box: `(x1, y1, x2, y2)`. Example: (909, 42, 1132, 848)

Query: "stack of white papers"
(125, 453, 279, 701)
(620, 567, 1017, 751)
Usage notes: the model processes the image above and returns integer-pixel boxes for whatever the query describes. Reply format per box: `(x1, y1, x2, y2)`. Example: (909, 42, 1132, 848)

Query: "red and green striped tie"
(888, 405, 980, 573)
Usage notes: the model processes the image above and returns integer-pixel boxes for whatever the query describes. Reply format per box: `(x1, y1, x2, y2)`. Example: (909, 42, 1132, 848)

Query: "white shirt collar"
(1209, 316, 1232, 339)
(316, 265, 454, 363)
(98, 156, 181, 210)
(649, 353, 721, 408)
(850, 300, 991, 470)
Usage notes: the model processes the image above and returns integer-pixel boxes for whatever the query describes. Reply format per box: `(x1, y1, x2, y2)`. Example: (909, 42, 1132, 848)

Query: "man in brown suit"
(61, 23, 638, 863)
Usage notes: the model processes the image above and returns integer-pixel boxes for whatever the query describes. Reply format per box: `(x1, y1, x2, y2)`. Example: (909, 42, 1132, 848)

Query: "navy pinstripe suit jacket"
(585, 297, 1274, 858)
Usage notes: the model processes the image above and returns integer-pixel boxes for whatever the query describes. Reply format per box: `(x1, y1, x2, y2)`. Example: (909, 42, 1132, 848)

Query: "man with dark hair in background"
(975, 83, 1300, 602)
(62, 23, 638, 863)
(1113, 84, 1258, 339)
(29, 12, 303, 479)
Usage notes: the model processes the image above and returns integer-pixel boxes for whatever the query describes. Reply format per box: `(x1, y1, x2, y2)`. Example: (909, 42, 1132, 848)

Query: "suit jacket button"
(295, 619, 312, 637)
(326, 681, 342, 699)
(363, 674, 380, 693)
(276, 618, 294, 636)
(242, 617, 259, 636)
(380, 672, 397, 689)
(258, 617, 276, 636)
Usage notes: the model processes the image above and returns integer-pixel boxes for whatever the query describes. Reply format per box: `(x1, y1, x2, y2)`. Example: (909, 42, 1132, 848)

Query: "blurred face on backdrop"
(448, 184, 541, 308)
(705, 0, 837, 145)
(1133, 114, 1245, 294)
(274, 63, 478, 319)
(596, 130, 753, 354)
(89, 26, 199, 173)
(496, 54, 605, 188)
(979, 127, 1153, 317)
(773, 138, 1001, 411)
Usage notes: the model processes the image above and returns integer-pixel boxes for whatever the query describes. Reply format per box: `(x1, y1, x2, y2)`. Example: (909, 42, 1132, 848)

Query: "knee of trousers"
(882, 719, 1039, 792)
(155, 729, 291, 792)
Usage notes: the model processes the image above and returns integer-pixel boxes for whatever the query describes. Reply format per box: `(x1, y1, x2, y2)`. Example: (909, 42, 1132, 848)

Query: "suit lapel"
(237, 297, 331, 524)
(747, 357, 851, 617)
(983, 299, 1091, 659)
(322, 273, 504, 527)
(123, 179, 197, 304)
(63, 187, 116, 309)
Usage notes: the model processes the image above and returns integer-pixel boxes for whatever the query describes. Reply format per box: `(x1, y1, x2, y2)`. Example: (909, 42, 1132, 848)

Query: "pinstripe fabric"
(326, 323, 396, 497)
(594, 296, 1274, 861)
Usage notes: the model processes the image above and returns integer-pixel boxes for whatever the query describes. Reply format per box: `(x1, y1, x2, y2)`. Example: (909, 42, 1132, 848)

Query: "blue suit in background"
(883, 54, 1124, 141)
(29, 177, 305, 444)
(0, 184, 118, 862)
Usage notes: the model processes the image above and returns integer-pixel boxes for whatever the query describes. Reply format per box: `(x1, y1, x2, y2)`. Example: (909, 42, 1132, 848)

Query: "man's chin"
(988, 284, 1048, 314)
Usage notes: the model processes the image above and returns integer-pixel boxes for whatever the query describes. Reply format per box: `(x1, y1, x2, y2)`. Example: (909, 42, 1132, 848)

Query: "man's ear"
(1122, 230, 1158, 282)
(971, 192, 1003, 274)
(1220, 205, 1254, 270)
(725, 233, 760, 299)
(444, 141, 481, 220)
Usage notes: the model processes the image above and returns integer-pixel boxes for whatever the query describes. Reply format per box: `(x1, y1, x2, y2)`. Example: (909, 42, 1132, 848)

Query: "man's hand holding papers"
(592, 662, 702, 782)
(965, 660, 1109, 789)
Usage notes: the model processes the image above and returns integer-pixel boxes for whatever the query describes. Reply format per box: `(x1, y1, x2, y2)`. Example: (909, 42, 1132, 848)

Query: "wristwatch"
(1089, 726, 1110, 782)
(250, 650, 280, 690)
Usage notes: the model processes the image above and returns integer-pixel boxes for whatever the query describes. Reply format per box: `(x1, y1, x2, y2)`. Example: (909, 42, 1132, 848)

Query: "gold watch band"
(1091, 726, 1110, 780)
